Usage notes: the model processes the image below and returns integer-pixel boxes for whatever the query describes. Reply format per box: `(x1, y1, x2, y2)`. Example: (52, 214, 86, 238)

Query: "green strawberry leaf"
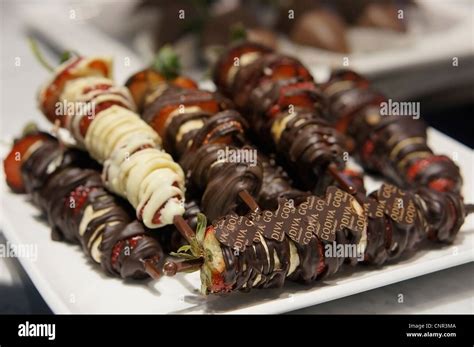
(151, 45, 181, 80)
(169, 251, 200, 260)
(196, 213, 207, 243)
(176, 244, 192, 253)
(229, 22, 247, 43)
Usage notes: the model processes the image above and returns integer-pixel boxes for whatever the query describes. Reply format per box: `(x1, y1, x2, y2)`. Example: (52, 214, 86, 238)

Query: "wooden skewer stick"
(465, 204, 474, 216)
(327, 163, 357, 195)
(141, 257, 162, 280)
(238, 189, 260, 212)
(173, 215, 197, 244)
(163, 259, 203, 277)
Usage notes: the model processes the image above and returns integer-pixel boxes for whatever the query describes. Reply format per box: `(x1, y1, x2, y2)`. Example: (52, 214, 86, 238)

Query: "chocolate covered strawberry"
(3, 127, 51, 192)
(322, 69, 463, 194)
(213, 41, 349, 194)
(5, 128, 165, 279)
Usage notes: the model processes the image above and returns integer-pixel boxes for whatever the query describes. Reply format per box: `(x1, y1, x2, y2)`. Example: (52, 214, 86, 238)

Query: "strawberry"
(137, 198, 150, 223)
(111, 240, 125, 267)
(3, 133, 49, 193)
(127, 236, 142, 249)
(361, 139, 375, 162)
(428, 178, 454, 192)
(268, 82, 318, 118)
(87, 60, 109, 76)
(316, 240, 326, 275)
(152, 211, 162, 225)
(211, 272, 230, 292)
(268, 61, 312, 83)
(64, 185, 97, 214)
(406, 156, 450, 182)
(111, 236, 143, 267)
(82, 83, 111, 94)
(78, 100, 126, 137)
(172, 76, 197, 90)
(41, 57, 110, 124)
(41, 58, 82, 124)
(125, 69, 166, 112)
(137, 193, 181, 226)
(213, 42, 271, 92)
(151, 100, 219, 137)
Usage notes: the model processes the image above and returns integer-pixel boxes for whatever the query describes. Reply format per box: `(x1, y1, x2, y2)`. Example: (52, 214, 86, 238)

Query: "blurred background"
(1, 0, 473, 146)
(0, 0, 472, 313)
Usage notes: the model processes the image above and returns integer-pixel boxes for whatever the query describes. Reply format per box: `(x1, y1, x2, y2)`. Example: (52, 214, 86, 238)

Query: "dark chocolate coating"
(324, 0, 411, 26)
(257, 154, 310, 210)
(414, 188, 465, 244)
(181, 142, 263, 222)
(209, 181, 466, 293)
(342, 169, 366, 194)
(213, 43, 348, 193)
(212, 41, 272, 94)
(231, 53, 313, 109)
(216, 222, 340, 293)
(143, 87, 216, 126)
(138, 82, 264, 223)
(220, 238, 292, 291)
(19, 135, 164, 279)
(165, 110, 213, 157)
(212, 158, 365, 293)
(322, 69, 463, 193)
(182, 198, 202, 232)
(142, 86, 232, 155)
(21, 135, 96, 208)
(163, 107, 265, 222)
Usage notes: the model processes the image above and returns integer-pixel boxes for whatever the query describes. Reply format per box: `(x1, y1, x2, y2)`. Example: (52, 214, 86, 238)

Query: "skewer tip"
(464, 204, 474, 216)
(327, 164, 357, 195)
(163, 259, 203, 277)
(238, 190, 260, 212)
(142, 257, 162, 280)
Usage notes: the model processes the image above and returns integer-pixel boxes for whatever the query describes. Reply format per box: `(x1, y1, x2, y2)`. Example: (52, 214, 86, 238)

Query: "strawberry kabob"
(36, 49, 185, 229)
(212, 41, 352, 195)
(210, 40, 377, 264)
(163, 117, 469, 293)
(321, 70, 462, 194)
(3, 126, 167, 279)
(164, 172, 469, 294)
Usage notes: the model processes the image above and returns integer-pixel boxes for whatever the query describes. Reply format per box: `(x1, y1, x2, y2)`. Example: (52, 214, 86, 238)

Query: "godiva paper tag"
(378, 184, 417, 225)
(249, 209, 285, 242)
(364, 196, 384, 219)
(249, 199, 314, 245)
(213, 213, 260, 252)
(327, 186, 366, 235)
(302, 195, 331, 241)
(274, 199, 308, 245)
(304, 187, 366, 242)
